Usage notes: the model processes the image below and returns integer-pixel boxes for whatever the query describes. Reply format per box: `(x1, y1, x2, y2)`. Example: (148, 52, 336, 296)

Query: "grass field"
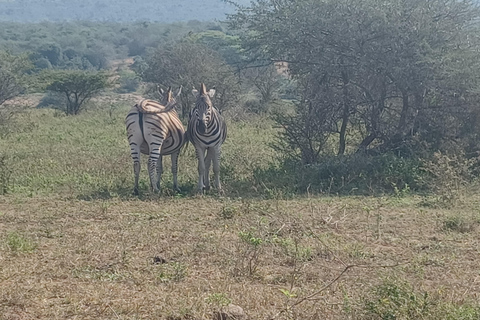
(1, 97, 480, 319)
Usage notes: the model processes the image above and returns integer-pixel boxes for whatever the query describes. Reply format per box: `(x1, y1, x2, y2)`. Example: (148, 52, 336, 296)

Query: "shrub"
(254, 153, 426, 195)
(360, 278, 480, 320)
(362, 279, 430, 320)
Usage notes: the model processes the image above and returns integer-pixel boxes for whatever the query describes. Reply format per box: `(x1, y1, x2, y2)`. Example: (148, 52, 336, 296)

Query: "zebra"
(125, 86, 185, 195)
(187, 83, 227, 193)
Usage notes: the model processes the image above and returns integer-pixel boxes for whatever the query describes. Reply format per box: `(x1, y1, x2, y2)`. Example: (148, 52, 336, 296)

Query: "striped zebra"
(125, 86, 185, 195)
(187, 83, 227, 193)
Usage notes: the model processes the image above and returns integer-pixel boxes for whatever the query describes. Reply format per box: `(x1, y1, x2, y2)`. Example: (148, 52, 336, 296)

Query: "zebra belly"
(139, 136, 182, 156)
(160, 136, 178, 155)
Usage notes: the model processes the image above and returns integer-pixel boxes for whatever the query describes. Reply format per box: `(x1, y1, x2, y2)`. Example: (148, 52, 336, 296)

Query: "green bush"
(362, 279, 430, 320)
(255, 153, 426, 195)
(5, 232, 37, 253)
(360, 279, 480, 320)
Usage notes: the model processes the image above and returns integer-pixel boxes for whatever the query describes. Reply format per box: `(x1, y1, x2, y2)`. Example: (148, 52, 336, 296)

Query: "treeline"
(0, 20, 226, 70)
(0, 18, 287, 117)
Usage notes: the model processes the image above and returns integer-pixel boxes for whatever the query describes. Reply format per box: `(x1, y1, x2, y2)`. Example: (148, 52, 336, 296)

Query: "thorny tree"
(228, 0, 480, 163)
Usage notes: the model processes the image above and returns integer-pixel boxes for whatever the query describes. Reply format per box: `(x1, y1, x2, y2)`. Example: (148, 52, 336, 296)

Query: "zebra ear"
(192, 88, 199, 97)
(157, 86, 165, 99)
(174, 85, 182, 98)
(208, 87, 216, 98)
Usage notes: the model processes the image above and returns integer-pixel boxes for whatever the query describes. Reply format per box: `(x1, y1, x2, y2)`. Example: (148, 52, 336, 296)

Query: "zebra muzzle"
(197, 120, 207, 134)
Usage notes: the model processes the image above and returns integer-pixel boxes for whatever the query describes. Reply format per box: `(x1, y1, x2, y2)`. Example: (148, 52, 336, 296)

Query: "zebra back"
(126, 88, 186, 156)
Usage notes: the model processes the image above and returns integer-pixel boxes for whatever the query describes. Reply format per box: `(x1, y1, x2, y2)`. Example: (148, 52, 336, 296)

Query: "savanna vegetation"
(1, 0, 480, 319)
(1, 96, 480, 320)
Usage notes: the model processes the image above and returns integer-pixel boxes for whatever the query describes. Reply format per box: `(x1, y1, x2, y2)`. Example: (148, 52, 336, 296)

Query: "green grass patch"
(361, 278, 480, 320)
(0, 102, 279, 198)
(5, 231, 37, 253)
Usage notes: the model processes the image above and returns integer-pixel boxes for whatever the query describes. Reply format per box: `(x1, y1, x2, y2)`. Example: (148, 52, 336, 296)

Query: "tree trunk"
(356, 78, 387, 153)
(338, 71, 350, 155)
(397, 89, 409, 136)
(357, 133, 377, 153)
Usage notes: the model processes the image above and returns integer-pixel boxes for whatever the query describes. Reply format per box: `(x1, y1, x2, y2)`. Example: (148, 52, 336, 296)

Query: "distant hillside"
(0, 0, 249, 23)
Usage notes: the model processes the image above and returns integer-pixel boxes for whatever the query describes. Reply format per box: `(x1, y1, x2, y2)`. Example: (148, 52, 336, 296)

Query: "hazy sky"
(0, 0, 250, 23)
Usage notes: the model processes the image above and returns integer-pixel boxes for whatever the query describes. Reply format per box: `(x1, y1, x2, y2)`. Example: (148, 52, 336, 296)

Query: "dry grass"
(1, 194, 480, 319)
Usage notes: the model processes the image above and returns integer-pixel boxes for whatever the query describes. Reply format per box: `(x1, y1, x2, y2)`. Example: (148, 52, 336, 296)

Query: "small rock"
(212, 304, 246, 320)
(152, 256, 167, 264)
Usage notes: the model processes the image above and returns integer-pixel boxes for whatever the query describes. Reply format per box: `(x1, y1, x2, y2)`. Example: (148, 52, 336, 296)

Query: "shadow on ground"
(76, 179, 280, 201)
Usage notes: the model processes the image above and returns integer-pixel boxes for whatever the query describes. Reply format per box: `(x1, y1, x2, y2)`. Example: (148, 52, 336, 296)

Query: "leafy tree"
(0, 51, 32, 106)
(0, 51, 33, 138)
(44, 70, 112, 115)
(187, 30, 243, 65)
(138, 41, 240, 118)
(242, 64, 285, 109)
(33, 57, 53, 70)
(228, 0, 480, 163)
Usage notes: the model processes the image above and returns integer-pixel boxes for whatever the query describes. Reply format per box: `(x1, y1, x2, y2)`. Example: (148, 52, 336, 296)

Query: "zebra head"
(158, 85, 183, 106)
(192, 83, 216, 135)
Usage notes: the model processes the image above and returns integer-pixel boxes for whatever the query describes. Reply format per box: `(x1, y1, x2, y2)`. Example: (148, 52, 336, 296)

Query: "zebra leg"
(195, 145, 206, 193)
(213, 146, 222, 192)
(133, 160, 141, 195)
(129, 144, 142, 195)
(204, 148, 213, 191)
(171, 151, 181, 192)
(156, 155, 163, 190)
(148, 147, 162, 193)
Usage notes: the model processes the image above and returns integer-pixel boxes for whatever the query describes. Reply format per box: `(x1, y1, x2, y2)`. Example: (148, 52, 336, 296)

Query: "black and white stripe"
(187, 83, 227, 192)
(125, 86, 185, 194)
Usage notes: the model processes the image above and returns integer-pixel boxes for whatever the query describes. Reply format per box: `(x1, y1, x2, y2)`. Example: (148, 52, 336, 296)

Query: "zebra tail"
(180, 132, 190, 156)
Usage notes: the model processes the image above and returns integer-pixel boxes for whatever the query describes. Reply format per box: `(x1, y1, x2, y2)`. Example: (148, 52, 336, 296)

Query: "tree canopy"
(44, 70, 113, 115)
(228, 0, 480, 163)
(0, 51, 33, 106)
(137, 41, 240, 118)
